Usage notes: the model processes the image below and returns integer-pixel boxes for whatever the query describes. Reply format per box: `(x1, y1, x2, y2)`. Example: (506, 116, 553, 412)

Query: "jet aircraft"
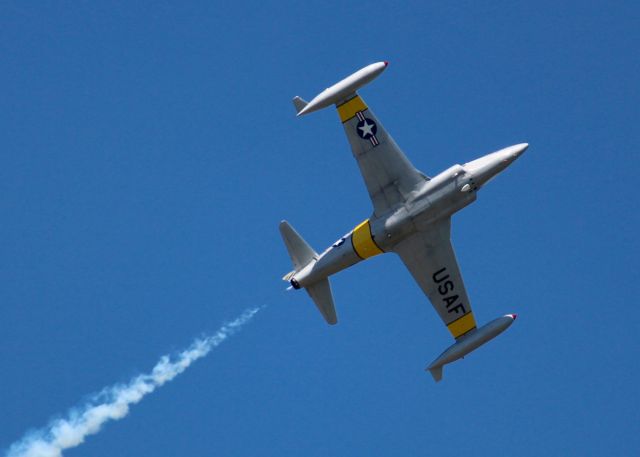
(280, 61, 527, 381)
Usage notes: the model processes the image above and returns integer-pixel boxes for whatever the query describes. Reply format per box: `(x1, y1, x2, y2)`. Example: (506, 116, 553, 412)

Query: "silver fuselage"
(291, 143, 527, 289)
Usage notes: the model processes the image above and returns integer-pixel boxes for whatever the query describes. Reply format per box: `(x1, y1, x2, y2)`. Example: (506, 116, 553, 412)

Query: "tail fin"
(279, 220, 338, 325)
(279, 220, 316, 271)
(292, 96, 309, 115)
(306, 278, 338, 325)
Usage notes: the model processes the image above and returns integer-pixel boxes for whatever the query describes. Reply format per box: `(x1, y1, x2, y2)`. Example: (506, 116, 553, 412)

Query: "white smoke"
(6, 307, 262, 457)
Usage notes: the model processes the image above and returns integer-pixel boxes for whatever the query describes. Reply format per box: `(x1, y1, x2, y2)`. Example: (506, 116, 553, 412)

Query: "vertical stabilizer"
(279, 220, 316, 271)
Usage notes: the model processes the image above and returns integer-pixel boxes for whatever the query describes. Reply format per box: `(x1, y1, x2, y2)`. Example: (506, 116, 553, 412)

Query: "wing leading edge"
(393, 218, 477, 340)
(336, 94, 428, 216)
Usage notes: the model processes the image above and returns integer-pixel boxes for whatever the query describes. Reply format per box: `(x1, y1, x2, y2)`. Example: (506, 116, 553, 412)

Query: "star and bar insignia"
(355, 112, 379, 146)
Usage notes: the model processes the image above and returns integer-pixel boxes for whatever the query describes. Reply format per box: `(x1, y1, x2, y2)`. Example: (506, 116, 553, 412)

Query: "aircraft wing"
(336, 94, 427, 216)
(392, 218, 478, 340)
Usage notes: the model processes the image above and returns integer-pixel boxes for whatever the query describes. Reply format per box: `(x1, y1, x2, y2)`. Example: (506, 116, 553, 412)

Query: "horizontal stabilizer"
(279, 220, 316, 271)
(292, 96, 309, 115)
(428, 366, 443, 382)
(306, 278, 338, 325)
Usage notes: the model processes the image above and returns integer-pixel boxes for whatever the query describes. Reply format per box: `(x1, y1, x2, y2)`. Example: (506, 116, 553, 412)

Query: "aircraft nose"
(511, 143, 528, 159)
(501, 143, 528, 162)
(463, 143, 528, 189)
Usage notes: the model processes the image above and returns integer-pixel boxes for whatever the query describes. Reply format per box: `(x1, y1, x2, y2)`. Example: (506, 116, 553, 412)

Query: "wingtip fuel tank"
(427, 314, 517, 382)
(294, 61, 389, 117)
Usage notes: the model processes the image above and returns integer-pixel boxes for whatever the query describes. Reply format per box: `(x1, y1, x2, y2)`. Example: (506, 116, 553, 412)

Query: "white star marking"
(358, 120, 375, 137)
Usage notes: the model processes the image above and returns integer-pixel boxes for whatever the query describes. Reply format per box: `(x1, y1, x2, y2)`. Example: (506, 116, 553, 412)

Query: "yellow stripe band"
(351, 220, 383, 259)
(337, 96, 368, 123)
(447, 313, 477, 339)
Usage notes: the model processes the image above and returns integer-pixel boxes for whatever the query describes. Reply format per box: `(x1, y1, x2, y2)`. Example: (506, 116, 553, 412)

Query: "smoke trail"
(6, 307, 262, 457)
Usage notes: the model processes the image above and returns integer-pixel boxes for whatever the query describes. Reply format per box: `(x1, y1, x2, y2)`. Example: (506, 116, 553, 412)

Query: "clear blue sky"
(1, 1, 639, 456)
